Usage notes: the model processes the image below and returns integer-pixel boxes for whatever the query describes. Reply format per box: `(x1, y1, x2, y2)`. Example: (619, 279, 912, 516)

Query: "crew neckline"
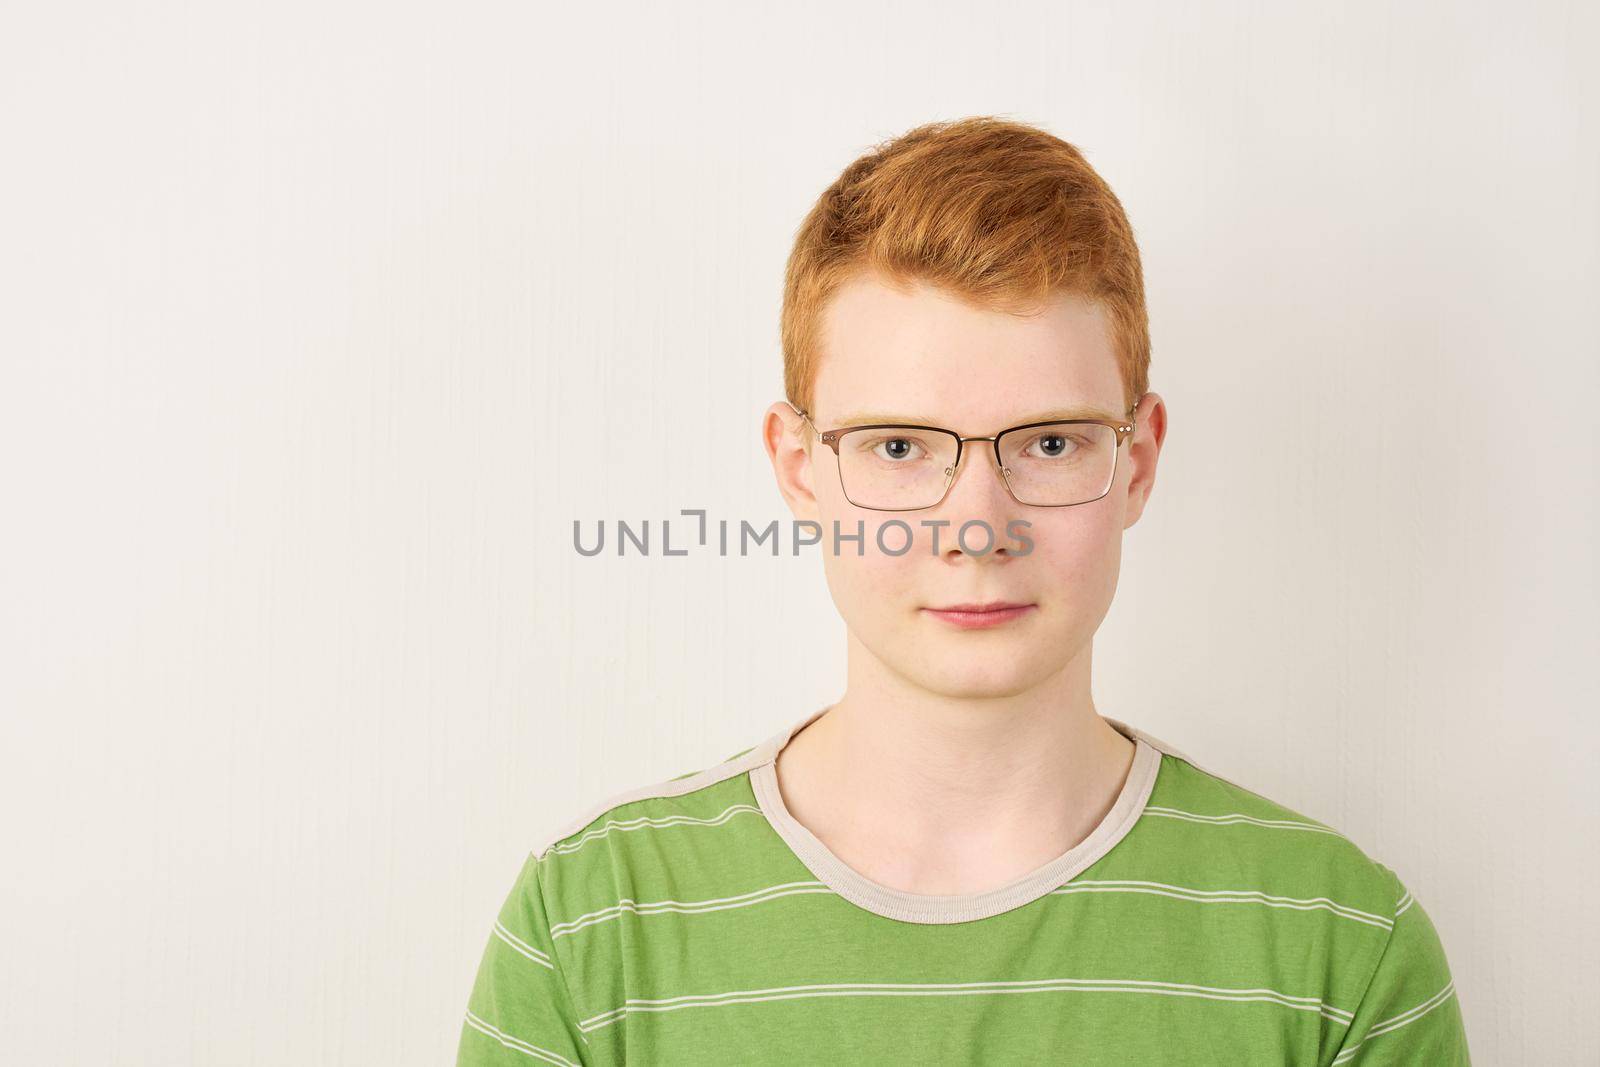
(746, 704, 1163, 925)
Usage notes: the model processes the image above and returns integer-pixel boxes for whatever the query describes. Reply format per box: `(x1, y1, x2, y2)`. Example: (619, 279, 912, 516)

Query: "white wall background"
(2, 2, 1595, 1063)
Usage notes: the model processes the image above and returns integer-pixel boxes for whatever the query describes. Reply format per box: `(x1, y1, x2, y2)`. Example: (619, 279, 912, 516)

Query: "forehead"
(813, 271, 1124, 425)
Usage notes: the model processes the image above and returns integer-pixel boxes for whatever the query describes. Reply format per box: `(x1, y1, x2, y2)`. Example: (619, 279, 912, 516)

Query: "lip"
(921, 601, 1036, 630)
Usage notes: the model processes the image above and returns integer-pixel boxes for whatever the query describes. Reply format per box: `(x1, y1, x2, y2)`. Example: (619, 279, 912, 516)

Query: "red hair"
(782, 116, 1150, 414)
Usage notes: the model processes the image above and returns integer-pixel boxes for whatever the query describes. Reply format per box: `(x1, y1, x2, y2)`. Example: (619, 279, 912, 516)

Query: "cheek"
(817, 512, 920, 608)
(812, 485, 938, 632)
(1023, 509, 1122, 590)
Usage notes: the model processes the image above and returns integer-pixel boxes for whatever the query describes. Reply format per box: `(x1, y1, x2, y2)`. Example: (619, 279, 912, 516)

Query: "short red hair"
(781, 116, 1150, 415)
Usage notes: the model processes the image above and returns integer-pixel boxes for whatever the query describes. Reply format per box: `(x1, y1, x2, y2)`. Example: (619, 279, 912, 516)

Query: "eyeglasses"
(786, 396, 1141, 511)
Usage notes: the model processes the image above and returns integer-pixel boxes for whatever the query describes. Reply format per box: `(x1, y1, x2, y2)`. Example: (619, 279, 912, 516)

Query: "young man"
(458, 117, 1471, 1065)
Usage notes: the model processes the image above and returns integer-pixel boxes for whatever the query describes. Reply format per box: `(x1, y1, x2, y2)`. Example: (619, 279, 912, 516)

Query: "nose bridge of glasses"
(944, 433, 1012, 497)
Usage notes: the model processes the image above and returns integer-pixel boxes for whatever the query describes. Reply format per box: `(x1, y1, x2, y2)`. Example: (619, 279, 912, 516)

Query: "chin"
(901, 653, 1050, 700)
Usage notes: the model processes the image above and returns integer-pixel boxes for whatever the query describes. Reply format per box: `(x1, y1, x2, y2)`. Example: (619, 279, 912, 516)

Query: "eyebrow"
(828, 405, 1125, 428)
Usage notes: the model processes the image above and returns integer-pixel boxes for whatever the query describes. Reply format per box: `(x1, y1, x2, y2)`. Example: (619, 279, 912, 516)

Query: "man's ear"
(764, 402, 820, 522)
(1122, 392, 1166, 530)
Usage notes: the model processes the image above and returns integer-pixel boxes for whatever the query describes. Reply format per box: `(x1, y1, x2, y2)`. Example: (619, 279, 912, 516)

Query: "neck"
(773, 631, 1138, 896)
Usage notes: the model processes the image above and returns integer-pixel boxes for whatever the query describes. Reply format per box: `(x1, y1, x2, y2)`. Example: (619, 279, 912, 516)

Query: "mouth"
(920, 601, 1037, 630)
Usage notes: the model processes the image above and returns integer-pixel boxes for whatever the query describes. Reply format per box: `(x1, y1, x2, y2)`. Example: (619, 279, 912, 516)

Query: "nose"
(934, 441, 1025, 555)
(943, 439, 1009, 501)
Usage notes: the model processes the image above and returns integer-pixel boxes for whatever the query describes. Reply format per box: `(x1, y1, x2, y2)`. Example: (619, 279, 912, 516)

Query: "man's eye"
(1028, 433, 1081, 458)
(876, 438, 920, 461)
(863, 437, 927, 462)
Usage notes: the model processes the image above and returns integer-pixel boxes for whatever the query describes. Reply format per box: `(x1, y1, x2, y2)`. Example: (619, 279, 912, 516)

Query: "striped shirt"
(458, 707, 1471, 1065)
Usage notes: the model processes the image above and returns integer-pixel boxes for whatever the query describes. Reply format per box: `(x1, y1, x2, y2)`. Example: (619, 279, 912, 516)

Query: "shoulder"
(1117, 724, 1469, 1057)
(1111, 716, 1410, 926)
(530, 742, 763, 859)
(524, 739, 774, 914)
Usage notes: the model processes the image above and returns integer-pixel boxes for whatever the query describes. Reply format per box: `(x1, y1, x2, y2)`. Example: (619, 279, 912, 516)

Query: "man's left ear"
(1121, 392, 1166, 527)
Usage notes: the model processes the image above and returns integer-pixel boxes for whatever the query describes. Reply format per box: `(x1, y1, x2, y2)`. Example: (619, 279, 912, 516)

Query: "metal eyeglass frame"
(785, 395, 1143, 511)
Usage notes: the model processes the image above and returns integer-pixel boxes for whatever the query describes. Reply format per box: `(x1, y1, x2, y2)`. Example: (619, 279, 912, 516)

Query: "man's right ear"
(763, 401, 820, 522)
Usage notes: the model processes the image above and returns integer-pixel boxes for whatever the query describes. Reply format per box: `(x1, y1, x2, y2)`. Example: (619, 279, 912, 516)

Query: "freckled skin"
(765, 271, 1166, 703)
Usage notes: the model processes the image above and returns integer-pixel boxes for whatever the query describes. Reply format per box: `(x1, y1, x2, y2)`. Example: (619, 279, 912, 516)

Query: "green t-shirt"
(457, 708, 1471, 1065)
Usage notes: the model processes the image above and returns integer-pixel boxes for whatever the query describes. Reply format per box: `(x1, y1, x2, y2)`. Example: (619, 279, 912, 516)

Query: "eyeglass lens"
(831, 422, 1119, 509)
